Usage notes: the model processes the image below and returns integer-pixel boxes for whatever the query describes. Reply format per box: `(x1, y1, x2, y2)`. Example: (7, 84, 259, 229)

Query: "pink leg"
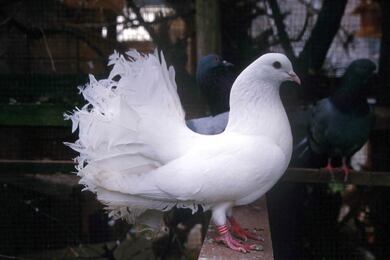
(342, 157, 350, 182)
(324, 158, 335, 180)
(228, 216, 264, 242)
(215, 224, 263, 253)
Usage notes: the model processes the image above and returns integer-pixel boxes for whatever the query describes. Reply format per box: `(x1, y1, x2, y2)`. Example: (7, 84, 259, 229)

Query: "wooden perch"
(198, 197, 273, 259)
(283, 168, 390, 186)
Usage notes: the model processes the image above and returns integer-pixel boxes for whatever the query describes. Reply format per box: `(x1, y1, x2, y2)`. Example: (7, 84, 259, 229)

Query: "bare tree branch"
(8, 18, 106, 58)
(297, 0, 348, 73)
(39, 28, 56, 72)
(297, 0, 354, 53)
(266, 0, 296, 62)
(266, 0, 347, 77)
(268, 9, 309, 47)
(293, 9, 309, 42)
(126, 0, 159, 43)
(249, 6, 267, 20)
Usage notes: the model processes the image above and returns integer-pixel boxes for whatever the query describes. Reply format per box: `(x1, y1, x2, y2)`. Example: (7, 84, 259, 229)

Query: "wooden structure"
(195, 0, 221, 59)
(198, 197, 273, 259)
(2, 160, 390, 259)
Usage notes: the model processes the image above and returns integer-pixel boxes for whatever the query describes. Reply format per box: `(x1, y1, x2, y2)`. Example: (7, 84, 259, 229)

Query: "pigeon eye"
(273, 61, 281, 69)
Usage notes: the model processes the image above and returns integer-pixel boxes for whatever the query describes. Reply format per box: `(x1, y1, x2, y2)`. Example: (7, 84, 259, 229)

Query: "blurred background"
(0, 0, 389, 259)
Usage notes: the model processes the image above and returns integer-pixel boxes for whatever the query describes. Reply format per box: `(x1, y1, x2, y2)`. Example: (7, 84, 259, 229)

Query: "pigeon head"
(347, 59, 376, 76)
(342, 59, 376, 91)
(228, 53, 297, 141)
(332, 59, 376, 112)
(251, 53, 301, 86)
(196, 54, 233, 84)
(230, 53, 300, 104)
(339, 59, 376, 96)
(196, 54, 236, 115)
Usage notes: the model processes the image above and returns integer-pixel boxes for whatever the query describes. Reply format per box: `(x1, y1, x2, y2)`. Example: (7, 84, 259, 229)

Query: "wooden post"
(379, 0, 390, 104)
(195, 0, 221, 60)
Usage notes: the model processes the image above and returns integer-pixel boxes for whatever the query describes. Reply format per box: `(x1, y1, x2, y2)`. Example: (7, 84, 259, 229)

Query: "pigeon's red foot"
(323, 158, 351, 181)
(341, 158, 351, 182)
(323, 158, 335, 180)
(324, 159, 334, 174)
(228, 217, 264, 241)
(215, 224, 263, 253)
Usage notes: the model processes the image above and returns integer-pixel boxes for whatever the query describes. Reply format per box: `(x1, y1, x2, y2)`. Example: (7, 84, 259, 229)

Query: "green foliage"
(0, 104, 72, 126)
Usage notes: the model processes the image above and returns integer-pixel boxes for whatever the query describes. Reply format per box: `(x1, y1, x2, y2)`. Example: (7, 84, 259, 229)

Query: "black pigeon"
(294, 59, 376, 181)
(186, 54, 236, 134)
(196, 54, 236, 115)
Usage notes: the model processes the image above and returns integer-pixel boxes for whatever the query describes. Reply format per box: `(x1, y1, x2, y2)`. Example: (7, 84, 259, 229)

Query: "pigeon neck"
(331, 88, 369, 114)
(226, 73, 292, 155)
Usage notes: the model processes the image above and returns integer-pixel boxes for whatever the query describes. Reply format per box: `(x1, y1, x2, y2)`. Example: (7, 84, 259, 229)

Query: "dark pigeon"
(186, 54, 236, 134)
(293, 59, 376, 180)
(196, 54, 236, 116)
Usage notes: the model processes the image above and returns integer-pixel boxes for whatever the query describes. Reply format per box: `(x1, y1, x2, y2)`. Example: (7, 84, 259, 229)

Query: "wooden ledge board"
(198, 197, 274, 260)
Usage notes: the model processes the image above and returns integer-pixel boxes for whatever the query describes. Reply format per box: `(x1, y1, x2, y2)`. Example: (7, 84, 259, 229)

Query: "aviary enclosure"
(0, 0, 389, 259)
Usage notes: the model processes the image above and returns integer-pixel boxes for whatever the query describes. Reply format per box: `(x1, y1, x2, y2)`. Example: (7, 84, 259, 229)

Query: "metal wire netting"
(0, 0, 389, 259)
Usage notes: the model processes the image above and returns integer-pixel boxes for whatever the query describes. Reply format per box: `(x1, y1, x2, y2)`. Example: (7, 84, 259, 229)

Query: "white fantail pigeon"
(65, 50, 300, 253)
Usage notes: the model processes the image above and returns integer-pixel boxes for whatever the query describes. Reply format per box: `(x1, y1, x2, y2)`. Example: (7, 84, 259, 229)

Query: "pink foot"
(323, 158, 335, 180)
(330, 158, 351, 181)
(215, 225, 263, 253)
(228, 217, 264, 241)
(341, 158, 350, 182)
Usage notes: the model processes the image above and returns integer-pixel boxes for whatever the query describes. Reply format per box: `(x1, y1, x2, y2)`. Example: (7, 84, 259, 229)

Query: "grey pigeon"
(186, 54, 236, 134)
(294, 59, 376, 180)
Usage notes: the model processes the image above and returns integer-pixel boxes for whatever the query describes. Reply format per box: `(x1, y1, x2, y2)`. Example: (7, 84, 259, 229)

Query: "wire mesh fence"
(0, 0, 389, 259)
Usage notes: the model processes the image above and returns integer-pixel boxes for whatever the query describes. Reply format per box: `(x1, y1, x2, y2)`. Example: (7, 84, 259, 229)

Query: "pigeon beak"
(222, 60, 234, 67)
(288, 71, 301, 85)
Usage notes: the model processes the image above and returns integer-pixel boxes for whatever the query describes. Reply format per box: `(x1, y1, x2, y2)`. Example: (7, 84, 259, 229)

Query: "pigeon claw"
(229, 217, 265, 242)
(341, 158, 351, 182)
(232, 227, 264, 242)
(249, 244, 264, 251)
(323, 158, 351, 182)
(215, 232, 248, 253)
(215, 232, 263, 253)
(323, 158, 335, 180)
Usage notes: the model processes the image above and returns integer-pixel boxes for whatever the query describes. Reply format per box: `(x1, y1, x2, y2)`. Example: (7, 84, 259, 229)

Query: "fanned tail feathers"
(64, 50, 190, 222)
